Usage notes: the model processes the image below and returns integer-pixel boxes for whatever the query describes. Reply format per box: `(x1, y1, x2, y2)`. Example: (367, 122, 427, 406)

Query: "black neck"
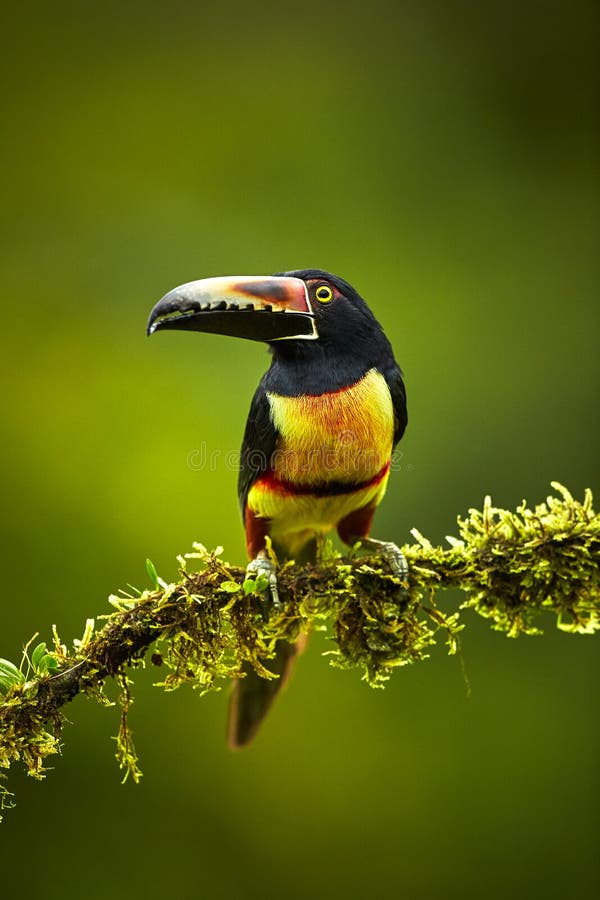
(264, 337, 390, 396)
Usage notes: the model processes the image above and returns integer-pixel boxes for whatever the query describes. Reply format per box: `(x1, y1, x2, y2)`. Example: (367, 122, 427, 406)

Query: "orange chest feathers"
(266, 367, 395, 486)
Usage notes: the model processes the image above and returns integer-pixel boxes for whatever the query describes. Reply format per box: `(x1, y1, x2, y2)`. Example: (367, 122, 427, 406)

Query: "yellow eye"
(315, 284, 333, 303)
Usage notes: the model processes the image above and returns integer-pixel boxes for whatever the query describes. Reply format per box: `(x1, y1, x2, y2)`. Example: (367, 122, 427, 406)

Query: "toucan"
(147, 270, 407, 747)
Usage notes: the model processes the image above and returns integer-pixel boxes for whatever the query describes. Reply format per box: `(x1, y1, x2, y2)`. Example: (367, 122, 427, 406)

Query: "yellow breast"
(267, 367, 394, 486)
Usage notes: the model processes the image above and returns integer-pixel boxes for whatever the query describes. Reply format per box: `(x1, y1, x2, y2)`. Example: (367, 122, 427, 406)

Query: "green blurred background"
(1, 1, 598, 896)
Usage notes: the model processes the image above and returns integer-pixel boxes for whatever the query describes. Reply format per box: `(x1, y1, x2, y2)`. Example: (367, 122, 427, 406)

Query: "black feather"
(237, 378, 279, 516)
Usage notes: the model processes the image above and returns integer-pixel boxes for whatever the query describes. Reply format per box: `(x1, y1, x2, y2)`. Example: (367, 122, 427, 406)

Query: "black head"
(272, 268, 385, 355)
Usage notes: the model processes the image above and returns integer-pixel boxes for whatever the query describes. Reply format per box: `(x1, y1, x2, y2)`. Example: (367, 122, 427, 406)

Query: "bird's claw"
(379, 542, 409, 582)
(360, 539, 409, 583)
(246, 555, 281, 608)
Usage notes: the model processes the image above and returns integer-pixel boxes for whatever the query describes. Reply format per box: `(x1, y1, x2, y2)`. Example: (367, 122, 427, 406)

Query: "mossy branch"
(1, 482, 598, 816)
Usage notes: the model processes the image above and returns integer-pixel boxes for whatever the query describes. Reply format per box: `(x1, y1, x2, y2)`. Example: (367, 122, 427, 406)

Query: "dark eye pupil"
(317, 287, 329, 298)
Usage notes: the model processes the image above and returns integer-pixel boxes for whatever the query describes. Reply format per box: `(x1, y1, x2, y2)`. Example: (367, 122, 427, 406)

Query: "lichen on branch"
(1, 482, 598, 817)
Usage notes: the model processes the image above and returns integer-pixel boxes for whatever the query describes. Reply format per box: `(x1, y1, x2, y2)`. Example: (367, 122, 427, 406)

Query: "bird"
(147, 269, 407, 748)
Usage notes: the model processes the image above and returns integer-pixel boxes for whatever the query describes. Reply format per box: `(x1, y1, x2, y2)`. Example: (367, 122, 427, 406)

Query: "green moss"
(0, 483, 598, 818)
(406, 482, 599, 637)
(115, 673, 142, 784)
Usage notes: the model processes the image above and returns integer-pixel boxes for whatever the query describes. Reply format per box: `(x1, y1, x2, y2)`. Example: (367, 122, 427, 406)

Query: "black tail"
(227, 638, 305, 749)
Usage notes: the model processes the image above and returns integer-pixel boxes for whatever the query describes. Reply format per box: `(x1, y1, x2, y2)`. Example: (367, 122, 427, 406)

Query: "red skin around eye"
(306, 278, 341, 302)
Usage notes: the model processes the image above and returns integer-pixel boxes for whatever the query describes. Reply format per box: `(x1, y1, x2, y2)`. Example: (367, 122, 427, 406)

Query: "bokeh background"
(1, 1, 598, 897)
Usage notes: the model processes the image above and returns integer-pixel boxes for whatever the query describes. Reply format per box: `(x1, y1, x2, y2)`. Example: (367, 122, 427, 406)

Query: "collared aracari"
(147, 270, 407, 747)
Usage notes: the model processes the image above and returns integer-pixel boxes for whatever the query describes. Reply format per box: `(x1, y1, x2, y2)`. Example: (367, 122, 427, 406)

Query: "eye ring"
(315, 284, 333, 303)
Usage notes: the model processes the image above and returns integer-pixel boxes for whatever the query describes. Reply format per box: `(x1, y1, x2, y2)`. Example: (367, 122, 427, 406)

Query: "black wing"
(237, 376, 279, 517)
(381, 362, 407, 448)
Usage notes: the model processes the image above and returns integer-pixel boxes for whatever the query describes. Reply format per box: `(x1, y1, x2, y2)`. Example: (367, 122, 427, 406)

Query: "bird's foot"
(246, 554, 281, 608)
(359, 538, 409, 583)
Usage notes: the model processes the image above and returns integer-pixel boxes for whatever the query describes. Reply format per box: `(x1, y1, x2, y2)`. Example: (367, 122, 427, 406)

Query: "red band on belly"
(254, 460, 390, 498)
